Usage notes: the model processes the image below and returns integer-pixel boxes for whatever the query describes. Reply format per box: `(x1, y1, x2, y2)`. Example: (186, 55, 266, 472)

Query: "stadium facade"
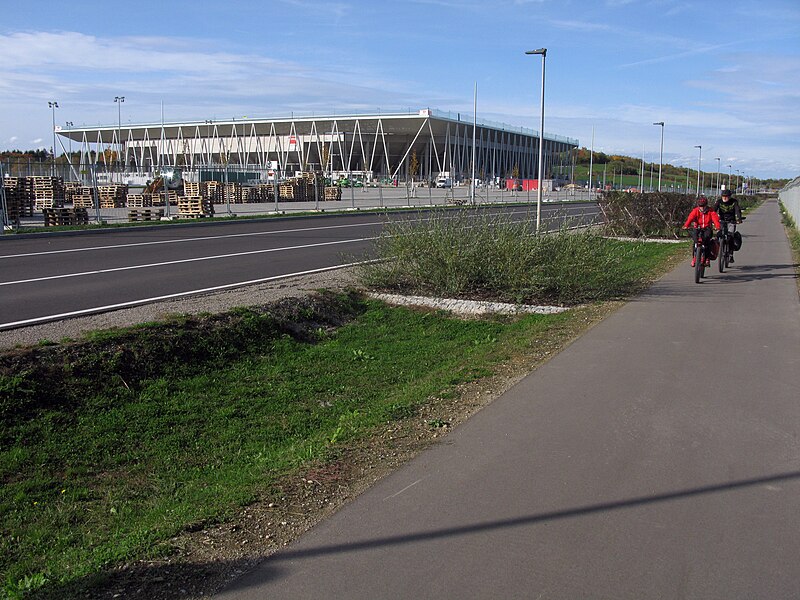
(57, 108, 578, 183)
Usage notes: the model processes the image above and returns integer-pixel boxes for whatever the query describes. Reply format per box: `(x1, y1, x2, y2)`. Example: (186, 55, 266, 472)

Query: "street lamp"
(48, 101, 59, 175)
(114, 96, 125, 177)
(694, 145, 702, 195)
(727, 164, 732, 191)
(714, 157, 720, 196)
(65, 121, 74, 158)
(653, 122, 664, 191)
(736, 169, 741, 194)
(526, 47, 546, 232)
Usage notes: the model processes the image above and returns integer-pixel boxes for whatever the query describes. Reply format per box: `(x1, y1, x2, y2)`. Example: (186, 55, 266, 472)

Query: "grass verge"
(358, 208, 682, 305)
(779, 201, 800, 293)
(2, 240, 685, 599)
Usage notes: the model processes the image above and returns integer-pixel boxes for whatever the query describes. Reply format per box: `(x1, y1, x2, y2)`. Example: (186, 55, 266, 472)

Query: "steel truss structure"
(58, 108, 578, 182)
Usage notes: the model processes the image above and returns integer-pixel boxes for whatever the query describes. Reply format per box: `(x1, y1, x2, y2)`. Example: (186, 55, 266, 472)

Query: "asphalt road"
(215, 198, 800, 599)
(0, 202, 598, 329)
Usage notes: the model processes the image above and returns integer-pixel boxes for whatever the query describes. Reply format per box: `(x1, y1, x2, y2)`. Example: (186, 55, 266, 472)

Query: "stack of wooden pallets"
(126, 193, 152, 208)
(251, 183, 273, 202)
(222, 182, 243, 204)
(3, 177, 33, 217)
(43, 207, 89, 227)
(182, 182, 205, 198)
(324, 186, 342, 201)
(177, 196, 213, 218)
(72, 194, 95, 209)
(64, 181, 81, 204)
(279, 180, 304, 201)
(152, 190, 178, 206)
(98, 185, 128, 209)
(2, 178, 22, 223)
(30, 176, 65, 210)
(205, 180, 223, 203)
(302, 172, 324, 201)
(128, 208, 164, 222)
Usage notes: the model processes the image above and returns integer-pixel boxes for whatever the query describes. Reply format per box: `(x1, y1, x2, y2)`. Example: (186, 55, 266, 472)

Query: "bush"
(358, 209, 668, 306)
(597, 191, 696, 238)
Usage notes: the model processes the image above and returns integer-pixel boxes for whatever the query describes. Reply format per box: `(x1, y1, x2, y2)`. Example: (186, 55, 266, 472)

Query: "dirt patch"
(67, 302, 616, 600)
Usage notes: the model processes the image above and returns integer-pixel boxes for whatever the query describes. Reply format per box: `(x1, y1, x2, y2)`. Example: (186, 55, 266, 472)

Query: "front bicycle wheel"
(695, 246, 703, 283)
(718, 239, 725, 273)
(725, 238, 731, 268)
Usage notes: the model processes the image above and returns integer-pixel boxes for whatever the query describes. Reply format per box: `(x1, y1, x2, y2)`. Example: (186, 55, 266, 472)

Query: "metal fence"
(778, 176, 800, 227)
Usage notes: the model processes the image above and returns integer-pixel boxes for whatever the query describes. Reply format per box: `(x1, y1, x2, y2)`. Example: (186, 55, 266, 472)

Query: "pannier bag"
(709, 239, 719, 259)
(733, 231, 743, 251)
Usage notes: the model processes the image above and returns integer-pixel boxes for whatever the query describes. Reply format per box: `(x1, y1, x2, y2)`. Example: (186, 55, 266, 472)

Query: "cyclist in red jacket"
(682, 196, 721, 267)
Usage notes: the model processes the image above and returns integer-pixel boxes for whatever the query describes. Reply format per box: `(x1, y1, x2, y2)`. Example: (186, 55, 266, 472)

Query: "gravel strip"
(0, 268, 358, 350)
(366, 292, 568, 316)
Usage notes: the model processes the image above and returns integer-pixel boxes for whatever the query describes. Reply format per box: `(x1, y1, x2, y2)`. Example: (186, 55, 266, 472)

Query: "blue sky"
(1, 0, 798, 179)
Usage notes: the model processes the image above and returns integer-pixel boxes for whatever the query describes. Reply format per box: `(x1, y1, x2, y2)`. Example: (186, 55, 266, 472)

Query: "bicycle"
(717, 217, 745, 273)
(693, 233, 708, 283)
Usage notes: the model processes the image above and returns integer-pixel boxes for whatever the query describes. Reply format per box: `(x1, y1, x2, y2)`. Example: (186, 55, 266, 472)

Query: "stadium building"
(57, 108, 579, 184)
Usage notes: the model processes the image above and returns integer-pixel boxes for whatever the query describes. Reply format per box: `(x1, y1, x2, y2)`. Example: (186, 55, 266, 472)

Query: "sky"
(1, 0, 799, 180)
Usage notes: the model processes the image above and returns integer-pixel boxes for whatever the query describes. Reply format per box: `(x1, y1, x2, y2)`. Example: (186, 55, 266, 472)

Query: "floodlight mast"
(653, 122, 664, 191)
(525, 48, 547, 232)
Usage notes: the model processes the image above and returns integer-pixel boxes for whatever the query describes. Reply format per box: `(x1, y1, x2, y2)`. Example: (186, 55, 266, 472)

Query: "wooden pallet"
(126, 194, 152, 208)
(128, 208, 165, 222)
(152, 191, 178, 206)
(43, 208, 89, 226)
(72, 194, 95, 209)
(324, 186, 342, 201)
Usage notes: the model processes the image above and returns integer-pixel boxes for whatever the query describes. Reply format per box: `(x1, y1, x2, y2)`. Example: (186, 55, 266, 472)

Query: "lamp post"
(653, 122, 664, 191)
(694, 145, 702, 195)
(114, 96, 125, 180)
(48, 101, 59, 175)
(525, 47, 546, 232)
(65, 121, 74, 159)
(736, 169, 741, 194)
(714, 157, 720, 196)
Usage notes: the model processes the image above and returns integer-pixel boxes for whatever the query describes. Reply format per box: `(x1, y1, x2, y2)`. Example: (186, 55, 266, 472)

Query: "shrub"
(358, 209, 666, 306)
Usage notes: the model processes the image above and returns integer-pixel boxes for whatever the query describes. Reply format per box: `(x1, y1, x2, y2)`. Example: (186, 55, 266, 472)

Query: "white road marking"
(0, 262, 371, 330)
(0, 207, 544, 260)
(0, 237, 378, 287)
(0, 221, 383, 260)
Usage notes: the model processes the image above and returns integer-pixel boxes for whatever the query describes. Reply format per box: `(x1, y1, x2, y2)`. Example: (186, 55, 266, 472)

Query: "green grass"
(1, 298, 571, 597)
(359, 209, 681, 305)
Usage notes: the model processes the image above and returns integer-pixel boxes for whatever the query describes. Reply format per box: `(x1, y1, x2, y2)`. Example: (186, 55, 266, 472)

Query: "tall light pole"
(48, 101, 59, 176)
(727, 164, 732, 191)
(736, 169, 741, 194)
(65, 121, 74, 159)
(653, 121, 664, 191)
(694, 145, 702, 195)
(114, 96, 125, 179)
(588, 125, 594, 193)
(715, 157, 720, 196)
(526, 47, 546, 232)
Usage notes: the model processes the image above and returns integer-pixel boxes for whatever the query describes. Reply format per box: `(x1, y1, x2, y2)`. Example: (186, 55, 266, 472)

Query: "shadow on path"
(220, 470, 800, 592)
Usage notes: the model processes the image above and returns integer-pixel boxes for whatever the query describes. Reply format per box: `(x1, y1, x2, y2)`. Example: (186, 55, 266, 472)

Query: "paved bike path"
(217, 199, 800, 599)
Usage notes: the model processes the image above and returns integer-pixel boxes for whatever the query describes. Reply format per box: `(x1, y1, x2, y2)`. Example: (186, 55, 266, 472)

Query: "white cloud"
(548, 20, 611, 32)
